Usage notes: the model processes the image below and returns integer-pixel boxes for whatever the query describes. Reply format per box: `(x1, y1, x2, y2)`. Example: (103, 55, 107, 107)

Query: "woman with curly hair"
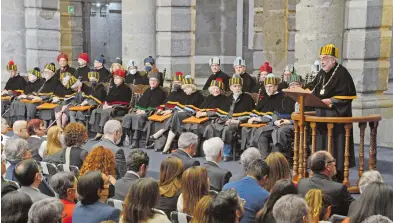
(41, 126, 64, 164)
(60, 122, 88, 168)
(79, 146, 117, 184)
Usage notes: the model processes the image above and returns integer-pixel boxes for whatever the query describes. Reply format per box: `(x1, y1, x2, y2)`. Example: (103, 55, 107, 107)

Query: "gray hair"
(28, 198, 64, 223)
(273, 195, 309, 223)
(4, 138, 29, 162)
(362, 215, 393, 223)
(49, 172, 75, 200)
(359, 170, 383, 194)
(103, 120, 122, 135)
(240, 147, 261, 172)
(208, 85, 221, 94)
(203, 137, 224, 162)
(1, 117, 7, 125)
(178, 132, 198, 150)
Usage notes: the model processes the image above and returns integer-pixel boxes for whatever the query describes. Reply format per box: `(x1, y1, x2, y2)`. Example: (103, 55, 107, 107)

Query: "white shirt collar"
(126, 170, 140, 179)
(30, 135, 41, 139)
(179, 148, 193, 158)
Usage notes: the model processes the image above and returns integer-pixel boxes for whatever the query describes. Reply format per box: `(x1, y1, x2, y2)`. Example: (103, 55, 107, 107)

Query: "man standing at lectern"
(310, 44, 357, 182)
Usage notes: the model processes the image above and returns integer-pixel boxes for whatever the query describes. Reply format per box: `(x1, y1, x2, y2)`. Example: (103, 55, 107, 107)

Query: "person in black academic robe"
(74, 53, 91, 81)
(54, 53, 76, 81)
(232, 57, 256, 93)
(93, 54, 111, 83)
(241, 75, 295, 159)
(120, 72, 167, 149)
(89, 69, 132, 138)
(125, 60, 149, 85)
(141, 56, 165, 87)
(203, 74, 255, 161)
(203, 57, 230, 91)
(309, 44, 357, 181)
(69, 70, 107, 123)
(2, 61, 27, 94)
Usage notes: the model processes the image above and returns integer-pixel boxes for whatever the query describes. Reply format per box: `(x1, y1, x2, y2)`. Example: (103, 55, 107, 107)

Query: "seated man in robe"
(203, 74, 255, 161)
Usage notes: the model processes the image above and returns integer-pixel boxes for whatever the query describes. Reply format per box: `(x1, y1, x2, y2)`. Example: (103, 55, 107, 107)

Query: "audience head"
(240, 147, 262, 173)
(64, 122, 88, 147)
(178, 132, 199, 156)
(45, 126, 63, 156)
(1, 191, 33, 223)
(122, 178, 160, 223)
(273, 195, 312, 223)
(27, 198, 64, 223)
(126, 150, 149, 178)
(49, 172, 77, 202)
(1, 117, 9, 135)
(359, 170, 383, 194)
(349, 182, 393, 222)
(159, 157, 183, 196)
(13, 120, 29, 139)
(256, 179, 298, 223)
(103, 120, 122, 145)
(203, 137, 224, 163)
(77, 171, 113, 205)
(310, 151, 336, 179)
(14, 159, 42, 188)
(362, 215, 393, 223)
(246, 159, 269, 187)
(209, 189, 245, 223)
(80, 146, 116, 178)
(181, 166, 210, 215)
(26, 119, 45, 137)
(265, 152, 291, 191)
(1, 183, 19, 197)
(305, 189, 332, 222)
(191, 194, 215, 223)
(5, 137, 31, 162)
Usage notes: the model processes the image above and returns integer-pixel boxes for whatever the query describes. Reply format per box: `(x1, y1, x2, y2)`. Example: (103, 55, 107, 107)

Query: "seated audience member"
(348, 170, 384, 214)
(305, 189, 332, 223)
(120, 178, 171, 223)
(177, 166, 210, 215)
(26, 119, 46, 161)
(362, 215, 393, 223)
(11, 120, 29, 140)
(256, 179, 298, 223)
(49, 172, 78, 223)
(28, 197, 64, 223)
(348, 182, 393, 223)
(80, 146, 117, 184)
(155, 157, 184, 218)
(202, 137, 232, 191)
(4, 137, 32, 181)
(73, 171, 120, 223)
(91, 120, 127, 178)
(125, 59, 149, 85)
(1, 118, 10, 146)
(273, 195, 312, 223)
(59, 122, 88, 169)
(41, 126, 63, 164)
(209, 189, 246, 223)
(223, 159, 270, 223)
(265, 152, 291, 192)
(1, 191, 33, 223)
(114, 150, 149, 201)
(15, 159, 49, 203)
(297, 151, 354, 216)
(229, 147, 261, 182)
(171, 132, 200, 170)
(190, 194, 215, 223)
(2, 155, 19, 194)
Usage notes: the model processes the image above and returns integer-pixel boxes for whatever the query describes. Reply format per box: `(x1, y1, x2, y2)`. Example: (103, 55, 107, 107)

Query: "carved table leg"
(303, 125, 308, 177)
(343, 123, 352, 188)
(298, 124, 304, 180)
(327, 123, 334, 155)
(369, 122, 379, 170)
(358, 122, 367, 186)
(293, 121, 299, 181)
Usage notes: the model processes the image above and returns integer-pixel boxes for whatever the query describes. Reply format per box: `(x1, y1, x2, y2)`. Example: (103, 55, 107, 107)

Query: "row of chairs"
(38, 161, 80, 178)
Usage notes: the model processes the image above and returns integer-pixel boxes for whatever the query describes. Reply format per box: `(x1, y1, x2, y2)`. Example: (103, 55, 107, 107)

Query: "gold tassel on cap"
(319, 44, 339, 58)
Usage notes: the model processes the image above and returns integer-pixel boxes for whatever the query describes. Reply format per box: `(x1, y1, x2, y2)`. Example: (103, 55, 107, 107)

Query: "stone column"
(156, 0, 196, 82)
(122, 0, 156, 68)
(59, 0, 84, 67)
(25, 0, 60, 70)
(295, 0, 346, 77)
(344, 0, 393, 147)
(1, 0, 26, 88)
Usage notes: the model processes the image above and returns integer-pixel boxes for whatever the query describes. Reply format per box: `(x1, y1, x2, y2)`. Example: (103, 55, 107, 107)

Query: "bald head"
(13, 120, 28, 139)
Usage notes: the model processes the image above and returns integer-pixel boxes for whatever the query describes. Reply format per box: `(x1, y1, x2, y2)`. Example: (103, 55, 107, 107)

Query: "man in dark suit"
(91, 120, 127, 178)
(203, 137, 232, 191)
(297, 151, 354, 216)
(171, 132, 200, 170)
(15, 159, 50, 203)
(113, 150, 149, 201)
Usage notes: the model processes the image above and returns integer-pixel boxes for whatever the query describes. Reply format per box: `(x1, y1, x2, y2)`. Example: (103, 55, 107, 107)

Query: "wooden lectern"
(282, 87, 329, 181)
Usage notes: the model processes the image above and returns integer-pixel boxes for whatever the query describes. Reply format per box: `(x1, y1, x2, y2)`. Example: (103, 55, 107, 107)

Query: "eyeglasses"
(240, 198, 246, 206)
(327, 158, 336, 164)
